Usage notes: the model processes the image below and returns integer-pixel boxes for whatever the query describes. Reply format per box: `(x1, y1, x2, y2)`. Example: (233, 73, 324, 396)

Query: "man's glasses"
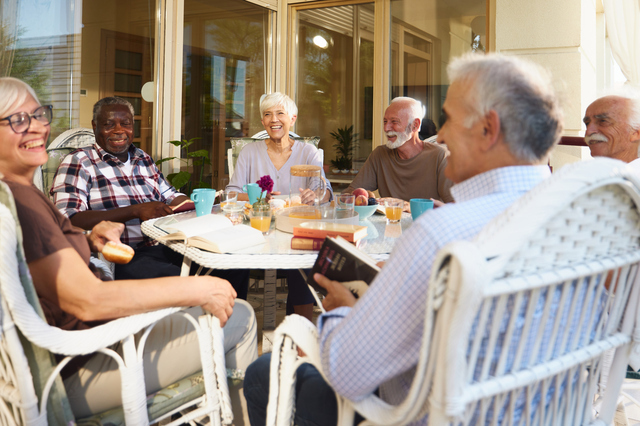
(0, 105, 53, 134)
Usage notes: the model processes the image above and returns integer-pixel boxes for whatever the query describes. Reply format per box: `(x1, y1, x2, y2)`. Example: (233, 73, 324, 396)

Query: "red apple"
(352, 188, 368, 198)
(355, 195, 368, 206)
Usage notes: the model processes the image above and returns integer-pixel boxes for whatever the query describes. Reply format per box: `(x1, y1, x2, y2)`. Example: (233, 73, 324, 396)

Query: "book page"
(156, 214, 233, 238)
(190, 224, 265, 253)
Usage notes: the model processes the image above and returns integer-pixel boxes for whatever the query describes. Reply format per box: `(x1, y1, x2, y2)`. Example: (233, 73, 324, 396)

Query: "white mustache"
(585, 133, 608, 145)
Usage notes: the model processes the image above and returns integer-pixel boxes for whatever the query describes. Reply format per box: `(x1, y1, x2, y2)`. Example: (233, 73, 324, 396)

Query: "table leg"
(181, 256, 192, 277)
(261, 269, 277, 353)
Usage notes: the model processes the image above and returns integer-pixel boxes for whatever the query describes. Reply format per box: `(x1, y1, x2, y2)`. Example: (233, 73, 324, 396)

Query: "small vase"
(252, 201, 271, 212)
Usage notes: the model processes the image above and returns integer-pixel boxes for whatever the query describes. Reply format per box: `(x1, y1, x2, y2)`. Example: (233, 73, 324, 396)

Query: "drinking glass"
(290, 164, 327, 206)
(384, 198, 403, 223)
(336, 194, 355, 219)
(220, 189, 238, 208)
(250, 209, 273, 234)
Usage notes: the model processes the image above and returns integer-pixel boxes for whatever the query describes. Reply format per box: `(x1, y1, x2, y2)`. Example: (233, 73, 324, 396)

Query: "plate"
(275, 206, 359, 233)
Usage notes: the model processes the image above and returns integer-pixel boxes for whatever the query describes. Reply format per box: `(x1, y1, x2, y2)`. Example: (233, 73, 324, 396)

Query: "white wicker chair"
(33, 127, 96, 195)
(266, 158, 640, 425)
(0, 180, 234, 425)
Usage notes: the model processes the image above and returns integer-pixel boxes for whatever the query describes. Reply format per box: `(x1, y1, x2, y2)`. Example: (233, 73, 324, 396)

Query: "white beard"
(385, 127, 412, 149)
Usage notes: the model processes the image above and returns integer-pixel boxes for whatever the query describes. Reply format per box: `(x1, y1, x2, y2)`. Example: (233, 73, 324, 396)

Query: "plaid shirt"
(317, 166, 554, 425)
(51, 143, 183, 248)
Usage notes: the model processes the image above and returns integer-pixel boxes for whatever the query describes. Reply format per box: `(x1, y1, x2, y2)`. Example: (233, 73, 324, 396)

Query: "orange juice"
(385, 206, 402, 222)
(251, 216, 271, 233)
(220, 201, 228, 208)
(289, 211, 321, 219)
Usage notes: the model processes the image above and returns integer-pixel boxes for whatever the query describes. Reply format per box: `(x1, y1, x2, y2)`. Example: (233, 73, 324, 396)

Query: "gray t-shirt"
(228, 140, 333, 199)
(346, 143, 454, 202)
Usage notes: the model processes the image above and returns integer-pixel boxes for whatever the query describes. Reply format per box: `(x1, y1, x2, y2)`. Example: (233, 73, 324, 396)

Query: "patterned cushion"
(76, 370, 244, 425)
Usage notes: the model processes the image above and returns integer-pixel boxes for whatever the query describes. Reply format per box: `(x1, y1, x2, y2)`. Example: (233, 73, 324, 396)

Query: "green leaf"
(169, 171, 191, 190)
(188, 149, 210, 159)
(167, 140, 183, 147)
(155, 156, 177, 165)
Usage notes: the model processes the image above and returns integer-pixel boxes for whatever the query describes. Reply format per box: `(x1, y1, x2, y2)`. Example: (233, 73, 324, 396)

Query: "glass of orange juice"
(384, 198, 403, 223)
(250, 209, 272, 234)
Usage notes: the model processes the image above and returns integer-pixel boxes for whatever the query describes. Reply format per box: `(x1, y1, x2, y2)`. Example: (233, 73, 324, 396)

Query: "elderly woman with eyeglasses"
(0, 77, 257, 419)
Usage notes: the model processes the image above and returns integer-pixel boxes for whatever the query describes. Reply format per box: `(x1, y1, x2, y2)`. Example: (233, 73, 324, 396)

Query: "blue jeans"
(244, 353, 340, 426)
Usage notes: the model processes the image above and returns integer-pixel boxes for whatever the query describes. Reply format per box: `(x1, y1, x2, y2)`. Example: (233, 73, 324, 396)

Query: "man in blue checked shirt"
(244, 53, 564, 425)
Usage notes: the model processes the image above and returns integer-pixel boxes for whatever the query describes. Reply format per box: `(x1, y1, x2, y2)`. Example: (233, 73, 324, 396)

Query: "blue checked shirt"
(318, 165, 553, 424)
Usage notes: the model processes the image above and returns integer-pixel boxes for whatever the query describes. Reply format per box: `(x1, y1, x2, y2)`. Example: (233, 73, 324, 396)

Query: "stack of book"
(290, 222, 368, 250)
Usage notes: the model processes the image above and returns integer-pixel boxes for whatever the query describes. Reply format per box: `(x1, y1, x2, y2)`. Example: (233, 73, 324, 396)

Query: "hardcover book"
(291, 236, 325, 251)
(293, 221, 367, 243)
(154, 214, 265, 253)
(307, 236, 380, 298)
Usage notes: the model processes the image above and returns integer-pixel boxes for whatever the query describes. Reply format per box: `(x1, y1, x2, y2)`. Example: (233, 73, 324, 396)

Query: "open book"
(307, 236, 380, 298)
(154, 214, 265, 253)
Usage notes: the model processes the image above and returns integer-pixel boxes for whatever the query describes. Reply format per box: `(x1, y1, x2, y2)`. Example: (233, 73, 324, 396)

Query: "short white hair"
(389, 97, 423, 128)
(0, 77, 41, 118)
(595, 86, 640, 130)
(260, 92, 298, 118)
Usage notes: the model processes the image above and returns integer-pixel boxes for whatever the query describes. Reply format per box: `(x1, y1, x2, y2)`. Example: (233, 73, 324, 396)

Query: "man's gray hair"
(597, 86, 640, 131)
(390, 96, 423, 128)
(448, 53, 563, 163)
(93, 97, 135, 122)
(260, 92, 298, 119)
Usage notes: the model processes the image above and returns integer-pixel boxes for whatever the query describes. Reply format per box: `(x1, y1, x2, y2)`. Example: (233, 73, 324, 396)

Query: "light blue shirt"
(317, 165, 553, 424)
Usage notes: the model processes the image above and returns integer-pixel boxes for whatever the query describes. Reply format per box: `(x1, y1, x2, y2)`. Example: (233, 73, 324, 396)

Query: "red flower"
(257, 175, 274, 194)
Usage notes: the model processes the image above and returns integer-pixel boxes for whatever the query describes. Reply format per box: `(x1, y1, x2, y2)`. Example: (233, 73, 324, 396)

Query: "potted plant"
(330, 125, 358, 172)
(156, 137, 211, 196)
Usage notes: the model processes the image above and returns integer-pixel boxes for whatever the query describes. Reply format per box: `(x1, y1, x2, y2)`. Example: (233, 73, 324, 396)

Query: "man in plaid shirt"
(51, 98, 249, 295)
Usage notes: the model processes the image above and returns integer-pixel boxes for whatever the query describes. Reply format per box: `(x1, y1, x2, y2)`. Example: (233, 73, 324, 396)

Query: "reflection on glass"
(182, 0, 270, 189)
(295, 4, 375, 169)
(3, 0, 157, 148)
(390, 0, 486, 138)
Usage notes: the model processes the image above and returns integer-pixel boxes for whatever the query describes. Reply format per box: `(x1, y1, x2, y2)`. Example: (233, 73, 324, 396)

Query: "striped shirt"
(51, 143, 183, 248)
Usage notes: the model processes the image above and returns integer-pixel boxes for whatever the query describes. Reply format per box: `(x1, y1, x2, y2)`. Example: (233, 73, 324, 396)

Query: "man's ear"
(413, 118, 421, 132)
(481, 110, 501, 151)
(91, 120, 97, 133)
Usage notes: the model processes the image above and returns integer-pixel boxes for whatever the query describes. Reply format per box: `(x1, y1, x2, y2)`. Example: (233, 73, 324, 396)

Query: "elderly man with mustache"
(344, 97, 454, 206)
(583, 89, 640, 167)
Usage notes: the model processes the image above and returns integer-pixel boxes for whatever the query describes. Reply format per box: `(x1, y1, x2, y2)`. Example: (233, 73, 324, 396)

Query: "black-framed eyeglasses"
(0, 105, 53, 134)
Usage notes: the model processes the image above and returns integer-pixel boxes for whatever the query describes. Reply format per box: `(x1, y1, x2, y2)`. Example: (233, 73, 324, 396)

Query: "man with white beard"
(583, 90, 640, 168)
(345, 97, 454, 204)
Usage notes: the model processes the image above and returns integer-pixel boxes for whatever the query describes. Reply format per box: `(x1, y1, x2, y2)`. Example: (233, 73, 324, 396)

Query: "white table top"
(141, 209, 413, 270)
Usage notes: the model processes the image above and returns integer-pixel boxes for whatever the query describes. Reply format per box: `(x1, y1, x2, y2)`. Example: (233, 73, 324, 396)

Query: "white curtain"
(602, 0, 640, 86)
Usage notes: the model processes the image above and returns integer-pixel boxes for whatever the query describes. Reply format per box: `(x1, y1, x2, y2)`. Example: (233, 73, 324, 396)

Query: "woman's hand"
(87, 221, 125, 253)
(299, 188, 316, 205)
(265, 191, 281, 202)
(200, 277, 237, 326)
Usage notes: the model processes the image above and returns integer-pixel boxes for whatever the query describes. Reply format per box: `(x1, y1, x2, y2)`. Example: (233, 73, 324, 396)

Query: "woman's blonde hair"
(0, 77, 41, 118)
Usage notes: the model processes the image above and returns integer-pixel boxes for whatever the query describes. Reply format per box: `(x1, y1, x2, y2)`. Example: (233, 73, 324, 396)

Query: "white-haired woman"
(228, 92, 333, 205)
(0, 77, 257, 419)
(227, 92, 332, 320)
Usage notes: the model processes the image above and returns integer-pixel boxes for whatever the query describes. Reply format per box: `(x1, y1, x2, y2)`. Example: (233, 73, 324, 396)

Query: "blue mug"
(410, 198, 434, 221)
(191, 188, 216, 217)
(243, 183, 266, 205)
